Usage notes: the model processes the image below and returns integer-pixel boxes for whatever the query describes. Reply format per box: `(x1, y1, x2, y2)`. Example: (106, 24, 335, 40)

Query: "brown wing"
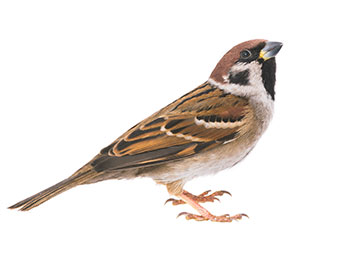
(91, 82, 253, 172)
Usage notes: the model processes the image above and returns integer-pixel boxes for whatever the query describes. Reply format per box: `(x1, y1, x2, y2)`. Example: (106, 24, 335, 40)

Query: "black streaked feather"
(170, 125, 190, 134)
(93, 143, 196, 172)
(128, 127, 161, 139)
(235, 115, 245, 121)
(194, 141, 215, 153)
(172, 85, 215, 110)
(144, 117, 165, 127)
(174, 82, 208, 101)
(209, 115, 216, 122)
(217, 133, 237, 142)
(115, 134, 163, 152)
(165, 119, 184, 129)
(219, 92, 230, 98)
(100, 142, 116, 154)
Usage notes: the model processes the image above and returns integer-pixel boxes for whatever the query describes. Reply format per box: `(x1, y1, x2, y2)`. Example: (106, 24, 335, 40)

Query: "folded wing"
(91, 82, 253, 172)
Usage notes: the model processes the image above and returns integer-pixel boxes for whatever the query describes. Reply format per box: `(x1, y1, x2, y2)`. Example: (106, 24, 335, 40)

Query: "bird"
(9, 39, 282, 222)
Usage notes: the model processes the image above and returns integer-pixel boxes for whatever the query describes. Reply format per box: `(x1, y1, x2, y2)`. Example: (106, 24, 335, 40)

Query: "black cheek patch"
(229, 70, 249, 85)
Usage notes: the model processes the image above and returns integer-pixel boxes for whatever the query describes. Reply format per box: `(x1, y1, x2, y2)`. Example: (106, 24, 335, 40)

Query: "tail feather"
(9, 169, 93, 211)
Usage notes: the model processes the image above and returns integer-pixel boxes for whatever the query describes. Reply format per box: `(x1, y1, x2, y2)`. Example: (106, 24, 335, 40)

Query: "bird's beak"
(259, 41, 283, 60)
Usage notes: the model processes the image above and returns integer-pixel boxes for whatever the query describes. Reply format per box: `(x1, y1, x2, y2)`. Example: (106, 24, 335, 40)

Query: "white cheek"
(212, 61, 265, 99)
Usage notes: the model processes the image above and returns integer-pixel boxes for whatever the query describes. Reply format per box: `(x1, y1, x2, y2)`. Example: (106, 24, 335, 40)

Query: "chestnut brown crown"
(210, 39, 267, 84)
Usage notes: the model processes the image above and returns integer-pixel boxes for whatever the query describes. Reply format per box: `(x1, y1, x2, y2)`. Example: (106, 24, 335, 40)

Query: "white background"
(1, 0, 354, 259)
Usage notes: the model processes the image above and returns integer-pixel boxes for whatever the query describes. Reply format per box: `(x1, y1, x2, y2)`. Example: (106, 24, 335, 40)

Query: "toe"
(177, 212, 208, 221)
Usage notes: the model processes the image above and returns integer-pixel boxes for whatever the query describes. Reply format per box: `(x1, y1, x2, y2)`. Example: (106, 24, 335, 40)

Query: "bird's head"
(209, 39, 282, 100)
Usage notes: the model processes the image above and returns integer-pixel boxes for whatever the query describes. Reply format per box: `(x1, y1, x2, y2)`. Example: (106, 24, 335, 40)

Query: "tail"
(9, 167, 95, 211)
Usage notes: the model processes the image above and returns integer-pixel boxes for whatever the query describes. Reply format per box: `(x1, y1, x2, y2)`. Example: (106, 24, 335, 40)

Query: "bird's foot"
(165, 190, 231, 205)
(169, 189, 248, 223)
(177, 212, 248, 222)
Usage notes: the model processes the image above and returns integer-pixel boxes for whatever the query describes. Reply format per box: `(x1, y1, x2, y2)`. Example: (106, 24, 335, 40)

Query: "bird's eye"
(240, 49, 251, 59)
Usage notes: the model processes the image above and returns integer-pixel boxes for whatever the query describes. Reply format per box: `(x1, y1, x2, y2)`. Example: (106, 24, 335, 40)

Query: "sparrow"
(9, 39, 282, 222)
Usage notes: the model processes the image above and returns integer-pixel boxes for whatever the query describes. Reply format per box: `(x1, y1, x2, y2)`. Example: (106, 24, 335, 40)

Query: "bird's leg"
(176, 191, 248, 222)
(165, 189, 231, 205)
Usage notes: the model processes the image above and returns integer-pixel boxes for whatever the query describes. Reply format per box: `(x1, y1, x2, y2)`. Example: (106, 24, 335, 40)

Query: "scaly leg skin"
(175, 190, 248, 222)
(165, 190, 231, 205)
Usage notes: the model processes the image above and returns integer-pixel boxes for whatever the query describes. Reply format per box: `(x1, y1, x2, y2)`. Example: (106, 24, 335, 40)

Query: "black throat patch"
(261, 58, 276, 100)
(228, 69, 249, 85)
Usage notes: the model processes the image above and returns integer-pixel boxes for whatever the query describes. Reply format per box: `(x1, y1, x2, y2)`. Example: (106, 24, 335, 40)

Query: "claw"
(199, 190, 211, 196)
(210, 190, 232, 197)
(177, 212, 189, 218)
(164, 198, 176, 205)
(165, 198, 185, 205)
(222, 190, 232, 197)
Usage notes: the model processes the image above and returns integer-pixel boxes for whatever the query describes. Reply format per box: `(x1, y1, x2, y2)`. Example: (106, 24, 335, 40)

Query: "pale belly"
(146, 136, 257, 184)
